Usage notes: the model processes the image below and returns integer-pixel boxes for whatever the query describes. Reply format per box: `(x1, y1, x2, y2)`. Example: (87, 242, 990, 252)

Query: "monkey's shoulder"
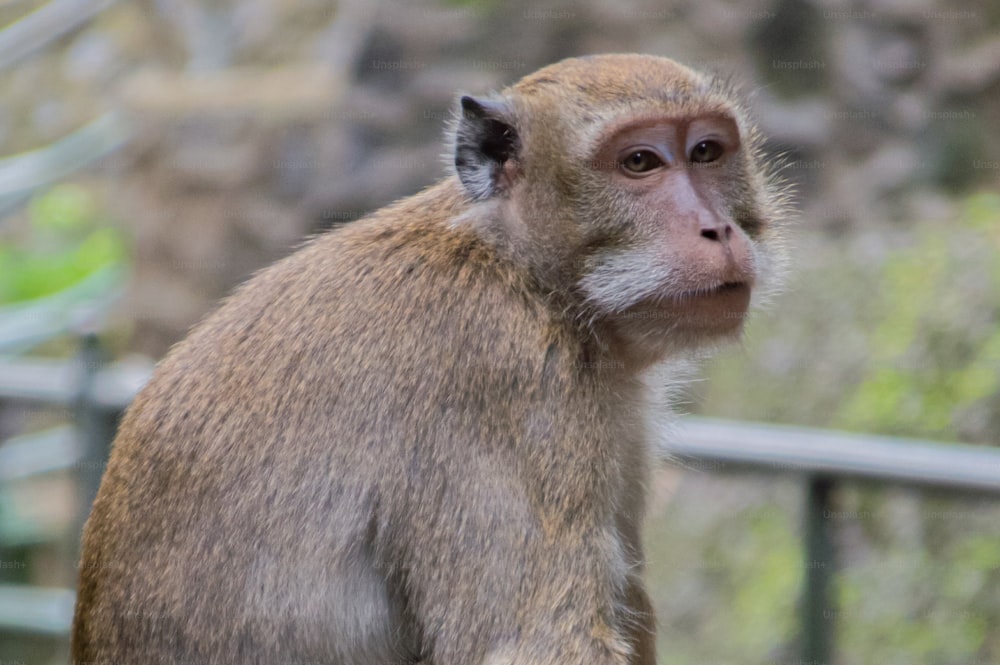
(131, 183, 561, 421)
(109, 201, 577, 484)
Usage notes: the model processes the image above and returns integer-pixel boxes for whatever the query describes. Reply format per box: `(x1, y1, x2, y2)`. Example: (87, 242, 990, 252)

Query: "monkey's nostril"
(701, 223, 733, 242)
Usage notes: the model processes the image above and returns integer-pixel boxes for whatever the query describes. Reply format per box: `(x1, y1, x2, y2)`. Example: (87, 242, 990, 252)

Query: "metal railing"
(0, 0, 130, 642)
(0, 337, 151, 634)
(667, 418, 1000, 663)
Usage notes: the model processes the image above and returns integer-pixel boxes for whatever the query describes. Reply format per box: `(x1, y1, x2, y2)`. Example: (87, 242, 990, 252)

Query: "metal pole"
(73, 334, 116, 536)
(802, 475, 835, 664)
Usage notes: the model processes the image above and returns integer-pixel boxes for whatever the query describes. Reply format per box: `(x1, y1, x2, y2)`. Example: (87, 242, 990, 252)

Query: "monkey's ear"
(455, 95, 519, 200)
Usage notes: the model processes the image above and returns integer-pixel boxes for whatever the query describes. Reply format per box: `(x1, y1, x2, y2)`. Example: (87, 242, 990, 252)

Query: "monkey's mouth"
(712, 281, 749, 293)
(675, 280, 752, 301)
(648, 280, 752, 332)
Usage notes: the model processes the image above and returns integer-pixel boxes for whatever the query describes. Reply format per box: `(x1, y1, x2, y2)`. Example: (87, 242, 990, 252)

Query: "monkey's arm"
(398, 462, 637, 665)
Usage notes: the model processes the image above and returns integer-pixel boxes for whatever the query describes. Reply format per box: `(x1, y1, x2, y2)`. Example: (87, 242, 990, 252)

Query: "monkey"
(72, 54, 788, 665)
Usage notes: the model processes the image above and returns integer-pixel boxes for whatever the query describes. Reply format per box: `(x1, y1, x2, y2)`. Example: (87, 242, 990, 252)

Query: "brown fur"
(73, 54, 788, 665)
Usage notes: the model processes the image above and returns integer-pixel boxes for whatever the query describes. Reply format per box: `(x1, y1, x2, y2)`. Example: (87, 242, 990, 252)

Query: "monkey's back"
(72, 179, 614, 663)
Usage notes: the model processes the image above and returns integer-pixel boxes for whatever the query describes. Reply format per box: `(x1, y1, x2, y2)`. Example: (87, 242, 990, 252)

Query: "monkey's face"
(574, 111, 761, 363)
(453, 54, 788, 368)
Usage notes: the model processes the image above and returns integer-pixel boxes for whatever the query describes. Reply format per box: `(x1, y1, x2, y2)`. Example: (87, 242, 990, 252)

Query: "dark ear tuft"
(455, 95, 519, 200)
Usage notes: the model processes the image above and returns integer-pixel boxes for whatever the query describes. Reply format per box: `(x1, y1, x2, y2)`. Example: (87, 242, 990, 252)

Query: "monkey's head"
(453, 53, 790, 369)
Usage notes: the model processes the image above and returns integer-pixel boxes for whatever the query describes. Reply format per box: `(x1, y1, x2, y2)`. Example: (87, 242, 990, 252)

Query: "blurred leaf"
(28, 183, 96, 235)
(963, 191, 1000, 232)
(834, 192, 1000, 440)
(955, 534, 1000, 573)
(731, 509, 801, 650)
(0, 185, 127, 304)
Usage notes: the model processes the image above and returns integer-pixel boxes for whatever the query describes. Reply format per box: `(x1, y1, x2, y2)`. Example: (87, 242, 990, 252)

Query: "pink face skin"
(581, 112, 759, 368)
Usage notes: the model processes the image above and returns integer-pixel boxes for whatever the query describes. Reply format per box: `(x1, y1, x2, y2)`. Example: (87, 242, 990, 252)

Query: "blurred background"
(1, 0, 999, 663)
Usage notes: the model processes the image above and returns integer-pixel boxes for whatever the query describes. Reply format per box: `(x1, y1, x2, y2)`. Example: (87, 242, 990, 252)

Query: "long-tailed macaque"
(73, 54, 789, 665)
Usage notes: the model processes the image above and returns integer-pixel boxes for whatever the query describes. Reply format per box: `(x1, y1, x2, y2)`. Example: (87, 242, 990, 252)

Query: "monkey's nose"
(700, 221, 733, 243)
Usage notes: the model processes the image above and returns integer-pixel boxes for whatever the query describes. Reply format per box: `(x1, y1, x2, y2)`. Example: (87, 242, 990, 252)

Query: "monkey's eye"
(689, 140, 724, 164)
(621, 150, 664, 174)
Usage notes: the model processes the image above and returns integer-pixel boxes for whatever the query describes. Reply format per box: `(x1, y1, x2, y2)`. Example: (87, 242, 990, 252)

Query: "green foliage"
(650, 491, 803, 665)
(728, 508, 802, 651)
(691, 191, 1000, 665)
(703, 191, 1000, 443)
(955, 533, 1000, 573)
(836, 192, 1000, 439)
(836, 530, 998, 665)
(821, 190, 1000, 662)
(0, 184, 127, 303)
(28, 183, 97, 234)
